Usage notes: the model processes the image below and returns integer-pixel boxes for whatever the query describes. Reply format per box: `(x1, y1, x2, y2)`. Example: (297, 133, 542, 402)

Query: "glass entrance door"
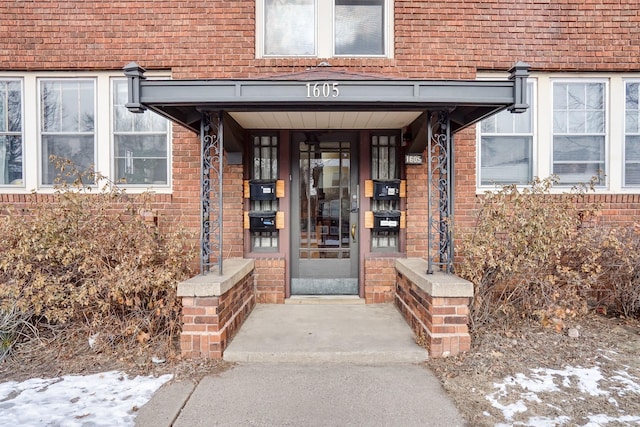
(291, 132, 359, 295)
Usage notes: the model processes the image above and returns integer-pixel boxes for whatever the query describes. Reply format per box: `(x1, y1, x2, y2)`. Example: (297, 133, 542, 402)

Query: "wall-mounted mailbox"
(249, 179, 277, 201)
(248, 211, 277, 232)
(373, 210, 401, 231)
(373, 179, 401, 201)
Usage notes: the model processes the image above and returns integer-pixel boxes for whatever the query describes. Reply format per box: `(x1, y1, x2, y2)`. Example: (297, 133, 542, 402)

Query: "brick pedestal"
(254, 258, 286, 304)
(364, 257, 396, 304)
(177, 259, 255, 359)
(394, 258, 473, 358)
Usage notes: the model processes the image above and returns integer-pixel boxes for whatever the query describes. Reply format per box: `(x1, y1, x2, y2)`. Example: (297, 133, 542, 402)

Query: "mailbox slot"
(373, 210, 401, 232)
(248, 211, 277, 232)
(249, 179, 277, 201)
(372, 179, 401, 201)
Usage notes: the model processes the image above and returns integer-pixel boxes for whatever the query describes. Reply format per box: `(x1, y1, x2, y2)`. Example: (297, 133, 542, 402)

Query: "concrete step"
(223, 304, 427, 364)
(284, 295, 365, 305)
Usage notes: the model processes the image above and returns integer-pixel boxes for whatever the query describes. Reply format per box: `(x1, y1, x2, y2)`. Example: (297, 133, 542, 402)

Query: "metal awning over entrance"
(124, 62, 530, 275)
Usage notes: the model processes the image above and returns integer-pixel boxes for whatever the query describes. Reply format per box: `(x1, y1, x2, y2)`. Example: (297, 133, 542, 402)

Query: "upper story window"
(258, 0, 393, 58)
(478, 82, 534, 186)
(552, 80, 607, 186)
(0, 79, 22, 186)
(624, 81, 640, 186)
(40, 79, 96, 185)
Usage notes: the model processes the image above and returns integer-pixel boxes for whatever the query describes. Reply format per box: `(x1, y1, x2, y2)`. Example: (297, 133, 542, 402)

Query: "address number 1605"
(306, 82, 340, 98)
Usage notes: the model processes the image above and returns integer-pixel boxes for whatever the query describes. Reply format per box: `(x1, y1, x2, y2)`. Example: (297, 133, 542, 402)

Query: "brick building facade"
(2, 1, 639, 357)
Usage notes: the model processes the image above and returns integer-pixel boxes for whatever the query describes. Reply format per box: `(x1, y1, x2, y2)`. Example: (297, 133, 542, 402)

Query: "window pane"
(567, 84, 586, 109)
(553, 136, 605, 162)
(115, 157, 167, 185)
(113, 79, 169, 185)
(335, 0, 384, 55)
(627, 110, 639, 134)
(586, 111, 605, 133)
(478, 82, 534, 186)
(625, 83, 640, 186)
(553, 162, 604, 185)
(554, 83, 568, 109)
(553, 81, 606, 185)
(8, 82, 22, 133)
(264, 0, 315, 56)
(41, 80, 95, 185)
(480, 136, 532, 185)
(626, 163, 640, 185)
(114, 135, 168, 158)
(41, 135, 95, 184)
(0, 80, 23, 186)
(41, 80, 94, 133)
(625, 135, 640, 162)
(626, 83, 638, 110)
(0, 135, 22, 185)
(586, 83, 604, 109)
(496, 109, 514, 133)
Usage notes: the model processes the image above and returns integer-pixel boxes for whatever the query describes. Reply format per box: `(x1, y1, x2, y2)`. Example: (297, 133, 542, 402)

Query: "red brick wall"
(405, 162, 429, 258)
(364, 257, 396, 303)
(2, 1, 639, 77)
(253, 258, 286, 304)
(222, 162, 245, 259)
(395, 272, 471, 357)
(180, 269, 255, 359)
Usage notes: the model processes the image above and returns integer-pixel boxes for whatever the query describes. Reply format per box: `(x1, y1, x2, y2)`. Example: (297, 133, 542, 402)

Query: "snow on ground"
(0, 371, 171, 427)
(487, 364, 640, 426)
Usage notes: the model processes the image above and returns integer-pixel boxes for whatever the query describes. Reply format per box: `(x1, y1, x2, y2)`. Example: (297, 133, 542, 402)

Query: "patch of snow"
(486, 365, 640, 425)
(0, 371, 171, 427)
(584, 414, 640, 426)
(609, 370, 640, 396)
(516, 415, 571, 426)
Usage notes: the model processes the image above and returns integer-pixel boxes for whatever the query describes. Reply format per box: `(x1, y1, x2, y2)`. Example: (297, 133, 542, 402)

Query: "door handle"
(351, 224, 357, 242)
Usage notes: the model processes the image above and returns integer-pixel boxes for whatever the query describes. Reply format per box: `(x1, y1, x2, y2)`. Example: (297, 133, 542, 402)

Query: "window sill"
(251, 57, 397, 70)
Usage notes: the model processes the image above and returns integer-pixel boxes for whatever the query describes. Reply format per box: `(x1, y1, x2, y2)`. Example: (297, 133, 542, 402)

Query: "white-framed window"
(624, 80, 640, 186)
(256, 0, 393, 58)
(478, 81, 535, 186)
(112, 79, 169, 186)
(552, 80, 607, 186)
(39, 79, 96, 185)
(477, 73, 640, 194)
(0, 72, 171, 193)
(0, 79, 23, 186)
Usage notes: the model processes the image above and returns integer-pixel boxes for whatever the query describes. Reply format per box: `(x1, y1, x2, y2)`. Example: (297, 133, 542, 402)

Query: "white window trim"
(110, 77, 172, 190)
(476, 78, 537, 189)
(0, 77, 25, 188)
(477, 72, 640, 195)
(0, 71, 172, 194)
(38, 76, 98, 187)
(255, 0, 394, 59)
(622, 78, 640, 188)
(549, 77, 609, 188)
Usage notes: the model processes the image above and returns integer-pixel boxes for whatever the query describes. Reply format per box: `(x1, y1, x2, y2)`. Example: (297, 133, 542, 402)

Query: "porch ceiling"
(228, 110, 423, 130)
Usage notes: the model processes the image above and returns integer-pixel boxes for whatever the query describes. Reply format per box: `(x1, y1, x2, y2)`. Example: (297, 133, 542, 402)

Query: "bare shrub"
(456, 176, 601, 329)
(0, 305, 38, 362)
(0, 158, 197, 357)
(590, 224, 640, 318)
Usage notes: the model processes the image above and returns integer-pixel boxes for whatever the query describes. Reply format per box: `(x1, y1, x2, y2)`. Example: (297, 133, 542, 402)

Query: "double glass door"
(290, 132, 359, 295)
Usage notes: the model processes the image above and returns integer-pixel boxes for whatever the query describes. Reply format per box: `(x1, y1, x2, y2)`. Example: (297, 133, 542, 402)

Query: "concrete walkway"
(135, 303, 466, 426)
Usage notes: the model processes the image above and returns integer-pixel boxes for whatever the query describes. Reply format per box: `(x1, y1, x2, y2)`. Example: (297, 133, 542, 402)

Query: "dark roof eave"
(123, 62, 530, 134)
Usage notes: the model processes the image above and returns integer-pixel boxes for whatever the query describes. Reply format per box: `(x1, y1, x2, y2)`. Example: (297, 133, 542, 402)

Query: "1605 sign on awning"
(306, 82, 340, 98)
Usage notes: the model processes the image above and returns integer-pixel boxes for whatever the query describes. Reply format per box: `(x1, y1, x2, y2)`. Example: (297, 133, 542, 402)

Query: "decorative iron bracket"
(200, 111, 224, 275)
(427, 110, 453, 274)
